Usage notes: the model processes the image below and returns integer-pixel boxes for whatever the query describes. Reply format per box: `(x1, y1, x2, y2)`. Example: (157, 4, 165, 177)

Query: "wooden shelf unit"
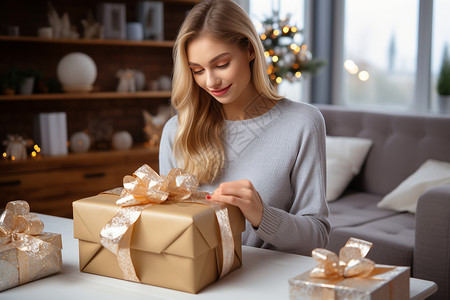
(0, 90, 171, 101)
(0, 35, 174, 48)
(0, 0, 200, 217)
(0, 146, 160, 218)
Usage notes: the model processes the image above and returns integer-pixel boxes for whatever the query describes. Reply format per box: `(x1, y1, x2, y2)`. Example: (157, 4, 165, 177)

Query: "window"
(340, 0, 419, 109)
(431, 0, 450, 110)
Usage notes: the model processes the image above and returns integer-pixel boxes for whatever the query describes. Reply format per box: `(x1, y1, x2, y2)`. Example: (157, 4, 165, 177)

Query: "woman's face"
(187, 35, 256, 108)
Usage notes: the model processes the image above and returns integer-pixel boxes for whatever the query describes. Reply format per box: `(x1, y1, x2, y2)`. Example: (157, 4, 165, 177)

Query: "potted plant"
(0, 68, 42, 95)
(437, 44, 450, 113)
(0, 68, 20, 95)
(17, 68, 41, 95)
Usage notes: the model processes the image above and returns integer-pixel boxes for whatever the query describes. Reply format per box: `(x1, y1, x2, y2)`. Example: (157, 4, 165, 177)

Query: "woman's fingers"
(208, 179, 263, 227)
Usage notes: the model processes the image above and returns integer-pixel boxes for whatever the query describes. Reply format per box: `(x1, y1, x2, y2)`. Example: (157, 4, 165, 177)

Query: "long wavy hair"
(171, 0, 282, 183)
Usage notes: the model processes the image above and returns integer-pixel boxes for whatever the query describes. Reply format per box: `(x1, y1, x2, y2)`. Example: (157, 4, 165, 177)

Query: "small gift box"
(0, 201, 63, 292)
(73, 165, 245, 293)
(289, 238, 410, 300)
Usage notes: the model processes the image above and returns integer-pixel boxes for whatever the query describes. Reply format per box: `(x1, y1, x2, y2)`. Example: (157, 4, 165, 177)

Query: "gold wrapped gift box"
(0, 232, 62, 292)
(73, 193, 245, 293)
(289, 264, 410, 299)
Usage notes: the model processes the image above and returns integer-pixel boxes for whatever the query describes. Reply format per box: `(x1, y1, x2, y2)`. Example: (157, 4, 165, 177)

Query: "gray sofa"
(317, 104, 450, 300)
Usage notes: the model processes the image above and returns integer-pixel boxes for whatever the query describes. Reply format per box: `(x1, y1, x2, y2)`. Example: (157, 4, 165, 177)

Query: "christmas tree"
(259, 12, 325, 85)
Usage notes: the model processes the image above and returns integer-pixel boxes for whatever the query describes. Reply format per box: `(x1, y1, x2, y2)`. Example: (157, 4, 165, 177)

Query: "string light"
(358, 71, 370, 81)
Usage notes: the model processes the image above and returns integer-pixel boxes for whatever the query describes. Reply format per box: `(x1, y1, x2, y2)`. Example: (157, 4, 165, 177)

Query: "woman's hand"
(207, 180, 263, 228)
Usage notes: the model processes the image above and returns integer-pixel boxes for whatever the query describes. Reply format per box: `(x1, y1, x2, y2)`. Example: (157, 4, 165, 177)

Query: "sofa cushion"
(377, 159, 450, 213)
(328, 213, 415, 268)
(326, 136, 373, 201)
(318, 105, 450, 196)
(328, 191, 399, 228)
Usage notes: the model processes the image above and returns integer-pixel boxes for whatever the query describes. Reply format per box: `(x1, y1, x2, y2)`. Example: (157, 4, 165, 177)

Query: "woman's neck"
(222, 88, 276, 121)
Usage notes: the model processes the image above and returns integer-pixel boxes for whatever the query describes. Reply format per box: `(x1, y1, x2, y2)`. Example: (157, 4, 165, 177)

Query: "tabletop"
(1, 213, 438, 299)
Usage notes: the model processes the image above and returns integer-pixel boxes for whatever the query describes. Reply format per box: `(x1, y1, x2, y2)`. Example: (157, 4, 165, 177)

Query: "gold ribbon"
(100, 164, 235, 282)
(309, 237, 376, 279)
(0, 200, 55, 284)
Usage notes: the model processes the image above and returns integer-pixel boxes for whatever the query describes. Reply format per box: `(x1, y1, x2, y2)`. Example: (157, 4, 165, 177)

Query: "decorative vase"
(126, 22, 143, 41)
(19, 77, 35, 95)
(112, 131, 133, 150)
(70, 132, 91, 153)
(57, 52, 97, 93)
(437, 95, 450, 114)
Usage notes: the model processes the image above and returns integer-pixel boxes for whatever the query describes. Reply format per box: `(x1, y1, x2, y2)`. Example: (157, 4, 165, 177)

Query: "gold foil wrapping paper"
(73, 166, 245, 293)
(289, 238, 410, 299)
(289, 264, 410, 300)
(0, 201, 63, 292)
(97, 165, 237, 282)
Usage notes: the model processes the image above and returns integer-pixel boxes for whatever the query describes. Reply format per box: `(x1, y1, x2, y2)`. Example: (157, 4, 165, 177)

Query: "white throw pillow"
(326, 136, 373, 201)
(377, 159, 450, 213)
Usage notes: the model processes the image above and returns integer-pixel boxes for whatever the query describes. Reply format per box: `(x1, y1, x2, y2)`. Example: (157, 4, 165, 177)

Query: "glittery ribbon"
(100, 164, 235, 282)
(0, 200, 55, 284)
(309, 237, 375, 279)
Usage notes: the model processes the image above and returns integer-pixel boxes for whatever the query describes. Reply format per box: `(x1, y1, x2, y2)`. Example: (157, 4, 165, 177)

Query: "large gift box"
(289, 238, 410, 300)
(73, 165, 245, 293)
(0, 201, 63, 292)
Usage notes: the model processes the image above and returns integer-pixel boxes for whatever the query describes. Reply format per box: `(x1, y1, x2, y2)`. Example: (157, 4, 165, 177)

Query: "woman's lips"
(210, 84, 231, 97)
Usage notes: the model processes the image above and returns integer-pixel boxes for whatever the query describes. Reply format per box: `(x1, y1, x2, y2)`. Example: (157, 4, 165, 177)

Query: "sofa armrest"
(414, 184, 450, 300)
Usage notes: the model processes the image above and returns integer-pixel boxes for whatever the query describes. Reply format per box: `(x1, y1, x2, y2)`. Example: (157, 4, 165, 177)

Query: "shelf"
(0, 90, 171, 101)
(0, 146, 159, 174)
(0, 35, 174, 48)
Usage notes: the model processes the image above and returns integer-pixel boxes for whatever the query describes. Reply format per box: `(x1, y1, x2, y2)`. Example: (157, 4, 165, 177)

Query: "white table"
(2, 214, 437, 299)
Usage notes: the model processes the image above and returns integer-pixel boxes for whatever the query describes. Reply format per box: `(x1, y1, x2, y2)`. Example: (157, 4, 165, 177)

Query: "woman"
(159, 0, 329, 255)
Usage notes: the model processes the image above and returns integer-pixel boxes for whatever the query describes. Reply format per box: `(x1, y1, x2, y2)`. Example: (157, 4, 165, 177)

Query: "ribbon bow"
(115, 164, 200, 207)
(0, 201, 56, 285)
(309, 237, 375, 279)
(100, 164, 234, 282)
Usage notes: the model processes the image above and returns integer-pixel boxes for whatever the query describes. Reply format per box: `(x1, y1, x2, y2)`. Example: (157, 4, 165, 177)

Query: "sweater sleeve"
(158, 116, 178, 176)
(254, 108, 330, 255)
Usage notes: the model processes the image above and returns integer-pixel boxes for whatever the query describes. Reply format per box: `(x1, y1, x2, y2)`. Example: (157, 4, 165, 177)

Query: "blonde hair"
(171, 0, 282, 183)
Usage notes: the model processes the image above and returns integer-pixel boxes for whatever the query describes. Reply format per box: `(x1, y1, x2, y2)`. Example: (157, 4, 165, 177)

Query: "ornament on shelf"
(2, 134, 33, 161)
(259, 12, 325, 85)
(57, 52, 97, 93)
(69, 131, 91, 153)
(142, 106, 172, 147)
(47, 2, 79, 39)
(116, 69, 136, 93)
(158, 75, 172, 91)
(134, 70, 146, 91)
(112, 131, 133, 151)
(81, 10, 104, 39)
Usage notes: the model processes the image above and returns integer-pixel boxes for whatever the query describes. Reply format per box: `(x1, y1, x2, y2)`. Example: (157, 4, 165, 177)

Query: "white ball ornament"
(57, 52, 97, 92)
(112, 131, 133, 150)
(70, 131, 91, 153)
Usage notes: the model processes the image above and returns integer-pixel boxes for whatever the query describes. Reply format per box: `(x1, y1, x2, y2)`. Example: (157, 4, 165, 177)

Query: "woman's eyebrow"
(189, 53, 230, 67)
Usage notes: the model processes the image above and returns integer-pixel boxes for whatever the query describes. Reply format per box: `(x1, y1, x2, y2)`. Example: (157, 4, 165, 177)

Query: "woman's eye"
(217, 62, 230, 69)
(192, 69, 204, 75)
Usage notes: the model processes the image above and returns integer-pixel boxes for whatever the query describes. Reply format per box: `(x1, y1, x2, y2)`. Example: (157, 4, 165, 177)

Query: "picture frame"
(137, 1, 164, 41)
(97, 3, 126, 40)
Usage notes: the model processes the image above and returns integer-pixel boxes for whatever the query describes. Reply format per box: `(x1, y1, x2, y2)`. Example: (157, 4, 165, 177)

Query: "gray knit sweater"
(159, 98, 330, 255)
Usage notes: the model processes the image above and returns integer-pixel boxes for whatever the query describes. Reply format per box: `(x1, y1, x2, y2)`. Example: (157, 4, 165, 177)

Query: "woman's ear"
(247, 42, 256, 62)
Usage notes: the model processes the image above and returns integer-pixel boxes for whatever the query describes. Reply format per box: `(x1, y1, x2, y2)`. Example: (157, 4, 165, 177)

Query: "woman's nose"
(206, 71, 220, 89)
